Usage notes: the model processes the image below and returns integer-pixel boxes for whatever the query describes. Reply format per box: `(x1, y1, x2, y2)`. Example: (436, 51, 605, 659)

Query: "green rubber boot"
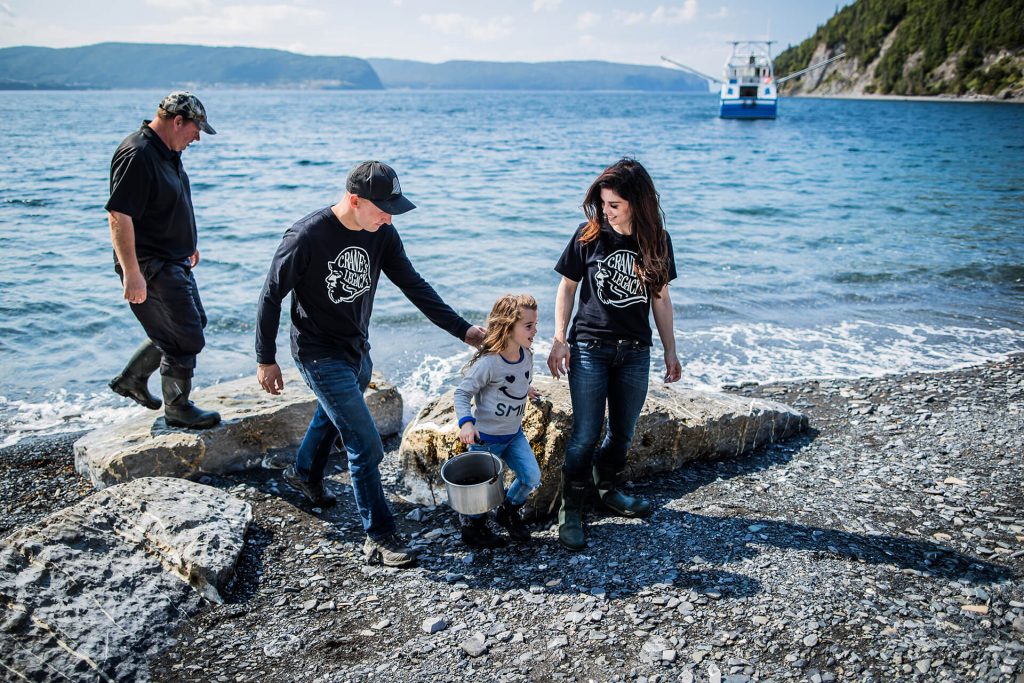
(593, 466, 652, 518)
(558, 478, 587, 551)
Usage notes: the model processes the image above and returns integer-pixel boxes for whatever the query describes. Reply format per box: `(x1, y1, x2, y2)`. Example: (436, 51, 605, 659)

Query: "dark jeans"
(295, 354, 395, 539)
(117, 258, 206, 379)
(561, 339, 651, 481)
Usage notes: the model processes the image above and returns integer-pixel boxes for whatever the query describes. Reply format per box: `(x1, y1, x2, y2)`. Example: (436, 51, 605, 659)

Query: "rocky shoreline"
(2, 355, 1022, 682)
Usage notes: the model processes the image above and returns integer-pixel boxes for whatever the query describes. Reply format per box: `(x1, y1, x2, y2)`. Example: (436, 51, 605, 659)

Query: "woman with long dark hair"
(547, 158, 681, 551)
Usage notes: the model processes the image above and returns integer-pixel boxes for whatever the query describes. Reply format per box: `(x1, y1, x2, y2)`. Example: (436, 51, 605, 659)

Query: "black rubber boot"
(460, 515, 507, 549)
(161, 376, 221, 429)
(558, 478, 587, 551)
(109, 340, 163, 410)
(593, 465, 651, 518)
(495, 500, 531, 542)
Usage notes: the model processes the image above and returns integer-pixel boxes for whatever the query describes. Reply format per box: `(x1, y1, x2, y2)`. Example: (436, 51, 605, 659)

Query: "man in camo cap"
(105, 91, 220, 429)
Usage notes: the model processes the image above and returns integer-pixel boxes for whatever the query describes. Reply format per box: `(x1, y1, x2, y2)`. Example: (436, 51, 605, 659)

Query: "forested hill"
(0, 43, 382, 90)
(0, 43, 704, 92)
(774, 0, 1024, 99)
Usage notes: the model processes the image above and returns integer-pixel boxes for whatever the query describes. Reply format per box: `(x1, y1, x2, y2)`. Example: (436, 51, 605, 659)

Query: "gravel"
(2, 355, 1022, 682)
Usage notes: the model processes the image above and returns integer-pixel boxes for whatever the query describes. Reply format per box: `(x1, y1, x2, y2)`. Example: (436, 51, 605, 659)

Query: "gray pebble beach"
(2, 355, 1021, 682)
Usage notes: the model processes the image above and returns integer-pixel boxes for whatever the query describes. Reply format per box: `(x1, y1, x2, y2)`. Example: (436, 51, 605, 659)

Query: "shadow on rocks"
(412, 429, 1012, 599)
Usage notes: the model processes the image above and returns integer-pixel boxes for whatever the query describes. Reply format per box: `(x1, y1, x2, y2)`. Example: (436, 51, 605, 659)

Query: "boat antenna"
(660, 55, 721, 85)
(776, 52, 847, 84)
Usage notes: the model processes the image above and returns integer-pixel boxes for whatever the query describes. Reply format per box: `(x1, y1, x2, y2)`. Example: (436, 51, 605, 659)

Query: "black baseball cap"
(345, 161, 416, 215)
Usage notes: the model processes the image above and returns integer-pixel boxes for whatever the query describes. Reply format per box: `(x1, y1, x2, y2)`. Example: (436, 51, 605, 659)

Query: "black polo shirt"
(105, 121, 197, 262)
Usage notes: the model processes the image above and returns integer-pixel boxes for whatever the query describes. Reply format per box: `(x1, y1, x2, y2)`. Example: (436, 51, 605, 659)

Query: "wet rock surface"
(73, 370, 402, 490)
(2, 355, 1022, 681)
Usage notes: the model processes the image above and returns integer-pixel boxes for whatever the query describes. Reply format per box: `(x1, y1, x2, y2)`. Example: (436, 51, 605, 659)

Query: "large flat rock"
(0, 477, 251, 682)
(74, 369, 403, 490)
(399, 375, 808, 517)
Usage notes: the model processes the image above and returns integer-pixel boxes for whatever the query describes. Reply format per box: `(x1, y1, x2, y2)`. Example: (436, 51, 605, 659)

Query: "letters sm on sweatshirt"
(454, 349, 533, 440)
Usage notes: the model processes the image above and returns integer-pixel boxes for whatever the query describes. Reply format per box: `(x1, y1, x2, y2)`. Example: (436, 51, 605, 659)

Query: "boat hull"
(720, 99, 777, 119)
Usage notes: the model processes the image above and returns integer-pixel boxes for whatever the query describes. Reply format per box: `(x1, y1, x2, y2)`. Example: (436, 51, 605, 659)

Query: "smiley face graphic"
(499, 370, 531, 401)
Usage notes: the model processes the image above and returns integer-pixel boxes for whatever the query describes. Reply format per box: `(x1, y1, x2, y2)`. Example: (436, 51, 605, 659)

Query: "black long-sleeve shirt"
(256, 207, 471, 367)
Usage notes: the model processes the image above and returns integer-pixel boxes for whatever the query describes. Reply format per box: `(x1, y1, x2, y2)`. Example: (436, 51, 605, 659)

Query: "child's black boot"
(460, 514, 508, 549)
(495, 500, 531, 542)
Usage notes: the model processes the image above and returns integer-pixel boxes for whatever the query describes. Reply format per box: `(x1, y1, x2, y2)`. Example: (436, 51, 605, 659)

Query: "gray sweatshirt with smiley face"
(454, 348, 533, 438)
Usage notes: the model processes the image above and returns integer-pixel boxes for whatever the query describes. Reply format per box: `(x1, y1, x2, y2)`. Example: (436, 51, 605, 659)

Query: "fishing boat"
(662, 43, 845, 120)
(719, 41, 778, 119)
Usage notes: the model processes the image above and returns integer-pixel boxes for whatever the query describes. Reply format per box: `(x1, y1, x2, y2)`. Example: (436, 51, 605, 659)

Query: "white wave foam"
(0, 391, 143, 449)
(668, 320, 1024, 389)
(2, 325, 1019, 448)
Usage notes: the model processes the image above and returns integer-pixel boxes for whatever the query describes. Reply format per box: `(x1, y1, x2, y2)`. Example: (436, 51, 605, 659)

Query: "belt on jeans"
(578, 338, 645, 348)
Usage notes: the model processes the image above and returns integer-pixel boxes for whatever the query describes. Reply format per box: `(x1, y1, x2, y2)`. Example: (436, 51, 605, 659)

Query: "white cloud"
(142, 4, 325, 43)
(145, 0, 215, 11)
(651, 0, 699, 25)
(0, 2, 14, 18)
(611, 10, 647, 25)
(707, 6, 730, 19)
(420, 13, 514, 43)
(532, 0, 561, 11)
(575, 11, 599, 31)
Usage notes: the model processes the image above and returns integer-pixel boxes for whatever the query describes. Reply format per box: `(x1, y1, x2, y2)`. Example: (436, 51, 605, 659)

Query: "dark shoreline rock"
(2, 354, 1022, 682)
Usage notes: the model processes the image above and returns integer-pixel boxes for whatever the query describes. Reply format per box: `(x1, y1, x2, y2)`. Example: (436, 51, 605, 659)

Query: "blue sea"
(1, 90, 1022, 446)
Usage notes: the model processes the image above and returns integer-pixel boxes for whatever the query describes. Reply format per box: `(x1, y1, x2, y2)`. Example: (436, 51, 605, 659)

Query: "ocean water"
(1, 90, 1022, 446)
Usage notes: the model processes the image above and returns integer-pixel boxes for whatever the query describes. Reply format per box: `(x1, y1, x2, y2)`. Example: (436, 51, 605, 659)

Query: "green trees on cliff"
(775, 0, 1024, 95)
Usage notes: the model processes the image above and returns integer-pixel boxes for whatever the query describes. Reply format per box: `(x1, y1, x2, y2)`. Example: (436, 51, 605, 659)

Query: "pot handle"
(448, 443, 502, 483)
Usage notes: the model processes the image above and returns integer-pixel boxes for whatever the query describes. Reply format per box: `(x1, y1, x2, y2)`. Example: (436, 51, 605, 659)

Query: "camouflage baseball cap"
(158, 91, 216, 135)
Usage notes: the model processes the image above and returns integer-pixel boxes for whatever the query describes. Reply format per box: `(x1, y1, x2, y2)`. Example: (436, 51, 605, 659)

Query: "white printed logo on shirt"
(593, 249, 647, 308)
(325, 247, 371, 303)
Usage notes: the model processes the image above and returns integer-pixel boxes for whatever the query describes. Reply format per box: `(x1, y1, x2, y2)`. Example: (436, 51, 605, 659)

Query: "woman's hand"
(663, 352, 682, 383)
(459, 421, 479, 445)
(547, 339, 571, 380)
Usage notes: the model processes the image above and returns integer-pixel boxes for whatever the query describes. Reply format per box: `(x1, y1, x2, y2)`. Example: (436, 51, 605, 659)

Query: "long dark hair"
(465, 294, 538, 369)
(580, 158, 671, 298)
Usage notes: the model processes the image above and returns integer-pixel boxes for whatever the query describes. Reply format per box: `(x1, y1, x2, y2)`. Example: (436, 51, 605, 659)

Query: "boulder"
(74, 369, 402, 490)
(399, 375, 807, 517)
(0, 477, 250, 682)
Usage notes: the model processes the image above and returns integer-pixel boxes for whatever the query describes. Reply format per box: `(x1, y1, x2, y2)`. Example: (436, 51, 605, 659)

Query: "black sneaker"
(460, 515, 508, 549)
(282, 465, 337, 507)
(495, 501, 531, 542)
(363, 533, 418, 567)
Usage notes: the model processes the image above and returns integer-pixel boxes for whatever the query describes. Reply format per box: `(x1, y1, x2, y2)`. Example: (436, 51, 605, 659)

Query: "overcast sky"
(0, 0, 852, 76)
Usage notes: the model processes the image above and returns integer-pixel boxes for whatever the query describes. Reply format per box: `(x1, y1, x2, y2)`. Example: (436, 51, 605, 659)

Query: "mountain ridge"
(0, 43, 705, 92)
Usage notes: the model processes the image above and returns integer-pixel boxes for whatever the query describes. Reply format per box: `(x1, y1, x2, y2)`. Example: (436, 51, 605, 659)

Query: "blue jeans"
(562, 340, 651, 481)
(294, 354, 394, 539)
(469, 431, 541, 509)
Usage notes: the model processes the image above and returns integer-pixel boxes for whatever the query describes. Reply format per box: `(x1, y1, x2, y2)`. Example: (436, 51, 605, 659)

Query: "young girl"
(453, 294, 542, 548)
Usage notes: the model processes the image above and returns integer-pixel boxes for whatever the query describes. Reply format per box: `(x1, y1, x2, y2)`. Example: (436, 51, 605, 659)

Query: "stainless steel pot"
(440, 451, 505, 515)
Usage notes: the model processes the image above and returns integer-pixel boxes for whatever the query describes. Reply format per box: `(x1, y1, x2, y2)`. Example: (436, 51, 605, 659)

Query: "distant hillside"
(0, 43, 382, 90)
(775, 0, 1024, 99)
(367, 58, 705, 91)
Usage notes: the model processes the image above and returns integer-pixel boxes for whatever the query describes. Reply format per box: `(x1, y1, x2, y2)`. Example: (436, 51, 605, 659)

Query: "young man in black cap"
(106, 91, 221, 429)
(255, 160, 485, 568)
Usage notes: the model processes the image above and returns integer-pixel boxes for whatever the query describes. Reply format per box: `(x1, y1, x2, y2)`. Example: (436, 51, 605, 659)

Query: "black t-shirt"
(105, 122, 197, 261)
(255, 207, 471, 366)
(554, 222, 677, 346)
